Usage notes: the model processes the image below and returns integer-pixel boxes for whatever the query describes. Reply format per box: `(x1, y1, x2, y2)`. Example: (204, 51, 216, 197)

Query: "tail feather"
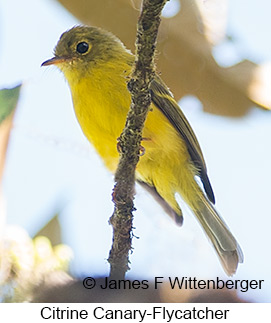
(194, 194, 243, 276)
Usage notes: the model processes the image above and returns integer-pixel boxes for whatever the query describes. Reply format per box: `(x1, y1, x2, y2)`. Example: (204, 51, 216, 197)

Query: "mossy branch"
(108, 0, 169, 279)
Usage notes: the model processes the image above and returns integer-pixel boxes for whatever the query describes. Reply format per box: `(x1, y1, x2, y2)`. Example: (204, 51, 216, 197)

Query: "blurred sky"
(0, 0, 271, 302)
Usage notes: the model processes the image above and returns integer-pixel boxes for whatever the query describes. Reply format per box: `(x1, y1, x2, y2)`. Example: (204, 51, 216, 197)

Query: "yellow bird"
(42, 26, 243, 275)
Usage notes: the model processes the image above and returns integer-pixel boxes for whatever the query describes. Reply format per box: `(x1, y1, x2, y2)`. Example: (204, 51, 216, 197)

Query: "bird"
(42, 25, 243, 275)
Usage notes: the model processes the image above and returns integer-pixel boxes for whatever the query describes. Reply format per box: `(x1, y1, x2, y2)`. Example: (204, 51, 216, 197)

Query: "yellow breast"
(63, 58, 188, 183)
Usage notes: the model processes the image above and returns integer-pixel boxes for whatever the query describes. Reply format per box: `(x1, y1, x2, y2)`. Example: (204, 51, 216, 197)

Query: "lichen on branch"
(108, 0, 169, 279)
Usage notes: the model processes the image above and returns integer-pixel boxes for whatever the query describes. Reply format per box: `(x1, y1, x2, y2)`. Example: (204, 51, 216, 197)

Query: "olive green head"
(42, 26, 131, 72)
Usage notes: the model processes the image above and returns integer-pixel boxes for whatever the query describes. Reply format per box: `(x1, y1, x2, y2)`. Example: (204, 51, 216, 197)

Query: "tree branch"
(108, 0, 169, 279)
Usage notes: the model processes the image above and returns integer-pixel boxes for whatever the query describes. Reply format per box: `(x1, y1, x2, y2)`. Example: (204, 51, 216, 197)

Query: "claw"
(139, 145, 145, 156)
(116, 137, 122, 153)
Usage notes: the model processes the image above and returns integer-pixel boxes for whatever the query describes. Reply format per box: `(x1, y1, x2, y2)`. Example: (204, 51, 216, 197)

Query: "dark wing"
(150, 76, 215, 204)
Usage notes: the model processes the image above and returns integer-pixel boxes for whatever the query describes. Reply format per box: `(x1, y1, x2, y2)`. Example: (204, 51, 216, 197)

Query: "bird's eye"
(76, 42, 89, 54)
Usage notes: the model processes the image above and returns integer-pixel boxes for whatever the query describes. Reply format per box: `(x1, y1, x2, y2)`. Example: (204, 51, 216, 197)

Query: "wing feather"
(150, 76, 215, 204)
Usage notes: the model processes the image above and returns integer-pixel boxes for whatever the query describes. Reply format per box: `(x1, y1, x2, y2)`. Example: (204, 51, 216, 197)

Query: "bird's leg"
(117, 137, 150, 156)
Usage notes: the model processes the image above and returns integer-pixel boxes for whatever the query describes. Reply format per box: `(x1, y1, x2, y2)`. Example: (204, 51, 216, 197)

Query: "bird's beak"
(41, 56, 71, 66)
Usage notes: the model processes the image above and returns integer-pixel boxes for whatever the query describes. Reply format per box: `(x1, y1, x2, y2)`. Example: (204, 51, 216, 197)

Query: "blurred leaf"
(0, 84, 21, 184)
(0, 85, 21, 125)
(195, 0, 228, 45)
(55, 0, 271, 116)
(35, 214, 62, 246)
(0, 226, 73, 302)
